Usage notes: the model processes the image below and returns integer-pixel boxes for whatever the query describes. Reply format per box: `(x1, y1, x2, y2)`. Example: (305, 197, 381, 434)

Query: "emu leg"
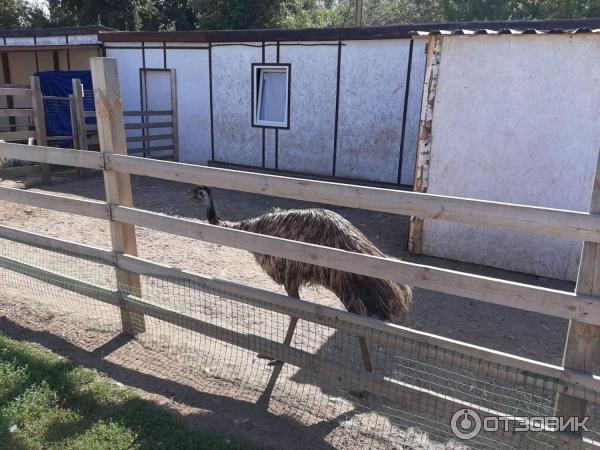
(267, 316, 298, 366)
(358, 336, 374, 372)
(347, 336, 374, 400)
(257, 285, 300, 364)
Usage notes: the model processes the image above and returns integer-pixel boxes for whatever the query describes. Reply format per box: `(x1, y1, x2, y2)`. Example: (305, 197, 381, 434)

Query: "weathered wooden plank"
(126, 133, 173, 143)
(124, 121, 172, 130)
(127, 145, 173, 154)
(46, 135, 74, 141)
(170, 69, 179, 161)
(123, 110, 172, 117)
(0, 130, 38, 141)
(0, 254, 119, 306)
(0, 141, 103, 169)
(72, 79, 88, 150)
(0, 87, 31, 96)
(0, 109, 34, 118)
(0, 186, 109, 219)
(30, 76, 50, 184)
(91, 57, 146, 335)
(105, 154, 600, 244)
(557, 150, 600, 431)
(0, 224, 114, 263)
(409, 35, 441, 254)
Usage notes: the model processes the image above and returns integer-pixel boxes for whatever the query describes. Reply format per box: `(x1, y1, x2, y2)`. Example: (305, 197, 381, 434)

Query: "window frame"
(251, 63, 291, 129)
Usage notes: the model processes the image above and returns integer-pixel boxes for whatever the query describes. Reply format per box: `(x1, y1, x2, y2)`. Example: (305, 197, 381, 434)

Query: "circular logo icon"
(451, 408, 482, 440)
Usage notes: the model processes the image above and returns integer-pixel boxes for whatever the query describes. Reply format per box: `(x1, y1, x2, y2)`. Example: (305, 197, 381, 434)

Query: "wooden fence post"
(556, 148, 600, 443)
(408, 36, 441, 255)
(90, 57, 145, 335)
(170, 69, 179, 161)
(30, 76, 51, 184)
(71, 78, 88, 151)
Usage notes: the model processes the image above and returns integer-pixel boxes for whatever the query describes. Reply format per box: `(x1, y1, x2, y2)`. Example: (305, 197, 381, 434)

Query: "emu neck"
(204, 194, 220, 225)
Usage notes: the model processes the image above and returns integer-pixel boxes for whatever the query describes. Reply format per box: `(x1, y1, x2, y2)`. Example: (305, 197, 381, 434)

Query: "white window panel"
(252, 64, 290, 128)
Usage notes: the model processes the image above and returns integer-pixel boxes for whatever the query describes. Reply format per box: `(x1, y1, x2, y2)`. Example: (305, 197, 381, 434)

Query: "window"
(252, 64, 290, 128)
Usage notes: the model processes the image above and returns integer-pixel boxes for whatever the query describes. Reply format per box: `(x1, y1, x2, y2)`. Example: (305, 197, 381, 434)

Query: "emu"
(190, 186, 412, 368)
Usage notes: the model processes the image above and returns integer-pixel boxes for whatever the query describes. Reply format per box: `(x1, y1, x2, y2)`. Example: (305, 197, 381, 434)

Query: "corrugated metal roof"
(410, 27, 600, 36)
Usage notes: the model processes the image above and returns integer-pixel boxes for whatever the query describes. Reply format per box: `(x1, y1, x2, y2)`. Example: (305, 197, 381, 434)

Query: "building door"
(135, 68, 178, 160)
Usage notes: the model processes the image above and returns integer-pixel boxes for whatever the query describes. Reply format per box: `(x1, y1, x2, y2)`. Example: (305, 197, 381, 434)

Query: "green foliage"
(44, 0, 161, 30)
(1, 0, 600, 31)
(0, 336, 252, 450)
(0, 0, 49, 29)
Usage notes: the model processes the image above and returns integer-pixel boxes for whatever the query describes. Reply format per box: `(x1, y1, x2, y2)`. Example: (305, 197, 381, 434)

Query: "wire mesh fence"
(0, 234, 598, 449)
(42, 96, 75, 149)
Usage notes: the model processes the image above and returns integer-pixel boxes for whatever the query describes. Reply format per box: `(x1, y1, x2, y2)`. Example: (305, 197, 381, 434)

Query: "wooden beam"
(91, 57, 146, 335)
(126, 133, 173, 143)
(0, 130, 38, 141)
(0, 141, 103, 168)
(557, 149, 600, 431)
(170, 69, 179, 161)
(0, 109, 34, 118)
(409, 35, 441, 254)
(124, 121, 172, 130)
(30, 76, 50, 184)
(127, 145, 173, 154)
(109, 205, 600, 325)
(0, 87, 31, 96)
(0, 224, 114, 263)
(123, 110, 172, 116)
(105, 154, 600, 244)
(0, 254, 119, 306)
(72, 78, 88, 151)
(0, 186, 109, 219)
(46, 135, 74, 141)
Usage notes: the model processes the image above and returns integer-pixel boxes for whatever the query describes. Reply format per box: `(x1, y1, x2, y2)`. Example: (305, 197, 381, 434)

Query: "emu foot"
(257, 354, 284, 365)
(256, 354, 284, 366)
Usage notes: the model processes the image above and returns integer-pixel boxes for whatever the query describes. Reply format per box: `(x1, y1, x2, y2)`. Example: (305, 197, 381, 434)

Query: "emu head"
(189, 186, 212, 206)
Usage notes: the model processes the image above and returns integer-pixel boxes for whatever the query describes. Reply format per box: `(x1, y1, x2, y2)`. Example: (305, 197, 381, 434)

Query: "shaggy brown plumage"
(190, 186, 412, 322)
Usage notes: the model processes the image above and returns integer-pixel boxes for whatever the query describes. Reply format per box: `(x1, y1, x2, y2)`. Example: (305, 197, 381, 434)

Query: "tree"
(0, 0, 50, 29)
(44, 0, 161, 30)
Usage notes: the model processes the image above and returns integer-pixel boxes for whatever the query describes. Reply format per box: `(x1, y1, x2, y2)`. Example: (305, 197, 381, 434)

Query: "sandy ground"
(0, 173, 577, 449)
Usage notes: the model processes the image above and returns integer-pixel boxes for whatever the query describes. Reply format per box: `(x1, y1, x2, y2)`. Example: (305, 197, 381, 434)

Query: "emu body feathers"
(192, 186, 412, 322)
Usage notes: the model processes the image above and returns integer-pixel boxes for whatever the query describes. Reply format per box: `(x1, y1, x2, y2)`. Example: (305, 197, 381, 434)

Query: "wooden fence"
(0, 57, 598, 448)
(0, 77, 50, 182)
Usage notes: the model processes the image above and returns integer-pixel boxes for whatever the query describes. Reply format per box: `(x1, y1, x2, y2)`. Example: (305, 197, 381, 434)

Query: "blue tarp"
(34, 71, 94, 145)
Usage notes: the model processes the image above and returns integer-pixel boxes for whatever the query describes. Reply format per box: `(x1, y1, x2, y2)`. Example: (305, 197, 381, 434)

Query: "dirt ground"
(0, 173, 575, 448)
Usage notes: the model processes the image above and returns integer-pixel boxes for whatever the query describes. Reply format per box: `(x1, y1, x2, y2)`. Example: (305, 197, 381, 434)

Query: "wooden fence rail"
(0, 57, 598, 448)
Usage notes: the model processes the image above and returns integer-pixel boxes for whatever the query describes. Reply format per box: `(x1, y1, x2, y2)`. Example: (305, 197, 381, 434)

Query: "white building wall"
(166, 48, 211, 165)
(105, 47, 144, 143)
(107, 38, 425, 186)
(212, 44, 263, 167)
(336, 39, 411, 183)
(278, 43, 337, 175)
(421, 34, 600, 281)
